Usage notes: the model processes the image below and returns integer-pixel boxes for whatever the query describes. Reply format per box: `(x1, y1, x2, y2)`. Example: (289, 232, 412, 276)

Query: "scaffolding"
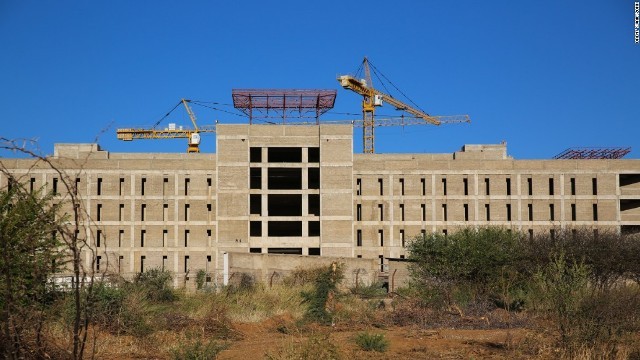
(554, 147, 631, 159)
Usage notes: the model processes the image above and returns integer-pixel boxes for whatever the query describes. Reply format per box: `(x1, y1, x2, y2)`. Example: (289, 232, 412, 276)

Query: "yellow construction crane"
(338, 57, 470, 153)
(116, 99, 216, 153)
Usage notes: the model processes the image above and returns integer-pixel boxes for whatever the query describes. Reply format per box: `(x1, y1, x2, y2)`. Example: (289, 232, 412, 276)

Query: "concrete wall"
(227, 252, 378, 288)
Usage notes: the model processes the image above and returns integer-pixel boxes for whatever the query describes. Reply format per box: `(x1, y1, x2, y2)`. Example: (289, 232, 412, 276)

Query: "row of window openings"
(250, 147, 320, 163)
(95, 203, 213, 222)
(355, 177, 599, 196)
(356, 203, 599, 222)
(353, 227, 599, 249)
(48, 177, 211, 196)
(93, 229, 212, 248)
(97, 255, 212, 274)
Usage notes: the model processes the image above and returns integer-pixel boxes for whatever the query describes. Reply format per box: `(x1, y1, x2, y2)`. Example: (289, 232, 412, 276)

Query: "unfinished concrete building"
(2, 123, 640, 287)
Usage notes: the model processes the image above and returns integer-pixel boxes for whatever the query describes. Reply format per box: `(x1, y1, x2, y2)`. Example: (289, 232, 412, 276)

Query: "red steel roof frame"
(554, 147, 631, 159)
(232, 89, 336, 124)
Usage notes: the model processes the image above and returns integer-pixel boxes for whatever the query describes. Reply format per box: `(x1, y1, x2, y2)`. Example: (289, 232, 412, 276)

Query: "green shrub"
(195, 269, 206, 290)
(301, 263, 344, 324)
(134, 268, 176, 302)
(407, 227, 527, 308)
(532, 253, 590, 346)
(354, 332, 389, 352)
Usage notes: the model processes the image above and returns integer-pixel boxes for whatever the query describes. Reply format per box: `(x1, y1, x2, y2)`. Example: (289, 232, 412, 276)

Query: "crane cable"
(151, 101, 183, 129)
(190, 101, 248, 118)
(366, 59, 428, 115)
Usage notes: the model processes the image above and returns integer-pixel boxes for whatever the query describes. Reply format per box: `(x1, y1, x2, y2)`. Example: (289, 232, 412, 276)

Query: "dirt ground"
(218, 317, 534, 360)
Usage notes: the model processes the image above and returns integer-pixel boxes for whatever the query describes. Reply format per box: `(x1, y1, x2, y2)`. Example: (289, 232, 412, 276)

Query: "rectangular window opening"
(571, 204, 577, 221)
(268, 221, 302, 237)
(399, 178, 405, 196)
(119, 177, 124, 196)
(442, 204, 448, 221)
(549, 178, 554, 196)
(485, 178, 490, 196)
(570, 177, 576, 195)
(308, 247, 321, 256)
(250, 221, 262, 236)
(421, 178, 426, 196)
(141, 230, 145, 247)
(356, 178, 362, 196)
(268, 147, 302, 163)
(506, 178, 511, 196)
(250, 194, 262, 215)
(268, 168, 302, 190)
(378, 204, 384, 221)
(506, 204, 512, 221)
(308, 221, 320, 236)
(268, 194, 302, 216)
(308, 147, 320, 163)
(250, 168, 261, 189)
(593, 203, 598, 221)
(308, 194, 320, 216)
(442, 178, 447, 196)
(378, 229, 384, 246)
(356, 229, 362, 247)
(527, 178, 533, 196)
(97, 178, 102, 196)
(184, 229, 189, 247)
(141, 177, 146, 196)
(464, 204, 469, 221)
(549, 204, 555, 221)
(378, 178, 383, 196)
(592, 178, 598, 195)
(463, 178, 469, 196)
(528, 203, 533, 221)
(250, 147, 262, 163)
(485, 204, 490, 221)
(308, 168, 320, 189)
(356, 204, 362, 221)
(184, 178, 190, 196)
(400, 204, 405, 221)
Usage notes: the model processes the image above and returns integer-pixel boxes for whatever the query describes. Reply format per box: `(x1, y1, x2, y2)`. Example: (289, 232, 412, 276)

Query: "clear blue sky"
(1, 1, 638, 158)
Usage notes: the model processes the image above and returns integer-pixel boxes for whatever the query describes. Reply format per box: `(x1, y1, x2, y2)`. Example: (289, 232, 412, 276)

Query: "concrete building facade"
(2, 124, 640, 285)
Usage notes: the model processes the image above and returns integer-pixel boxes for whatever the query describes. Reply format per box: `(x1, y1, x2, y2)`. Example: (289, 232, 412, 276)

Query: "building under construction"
(1, 60, 640, 286)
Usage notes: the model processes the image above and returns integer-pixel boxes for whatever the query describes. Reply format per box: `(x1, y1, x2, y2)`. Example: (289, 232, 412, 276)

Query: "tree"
(0, 137, 101, 359)
(0, 181, 62, 358)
